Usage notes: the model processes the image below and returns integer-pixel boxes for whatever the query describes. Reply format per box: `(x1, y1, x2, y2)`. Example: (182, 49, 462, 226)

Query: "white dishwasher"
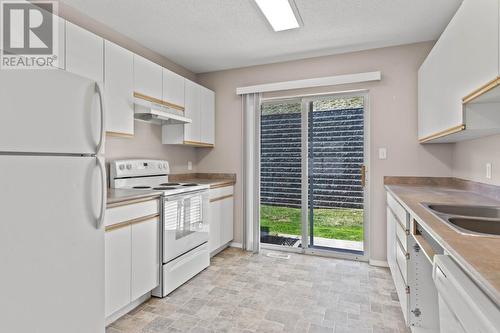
(433, 255, 500, 333)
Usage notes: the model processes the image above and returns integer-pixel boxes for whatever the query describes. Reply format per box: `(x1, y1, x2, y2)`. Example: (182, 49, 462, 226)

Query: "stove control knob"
(118, 164, 125, 171)
(126, 164, 132, 170)
(163, 163, 168, 169)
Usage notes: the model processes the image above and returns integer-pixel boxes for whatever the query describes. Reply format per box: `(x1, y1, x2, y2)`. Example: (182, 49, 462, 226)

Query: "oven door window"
(164, 195, 204, 240)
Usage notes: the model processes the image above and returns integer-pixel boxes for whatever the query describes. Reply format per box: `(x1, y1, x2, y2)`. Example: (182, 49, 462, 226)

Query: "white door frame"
(260, 90, 371, 262)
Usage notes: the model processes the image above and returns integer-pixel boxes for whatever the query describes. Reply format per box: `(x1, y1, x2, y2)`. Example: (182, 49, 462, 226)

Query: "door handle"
(361, 165, 367, 187)
(96, 156, 107, 229)
(95, 82, 105, 155)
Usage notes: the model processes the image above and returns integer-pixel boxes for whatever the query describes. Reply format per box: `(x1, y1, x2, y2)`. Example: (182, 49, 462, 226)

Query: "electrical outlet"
(378, 148, 387, 160)
(486, 163, 492, 179)
(188, 161, 193, 171)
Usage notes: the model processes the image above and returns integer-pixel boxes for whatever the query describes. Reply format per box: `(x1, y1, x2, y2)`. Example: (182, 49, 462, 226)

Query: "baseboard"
(229, 242, 242, 248)
(369, 259, 389, 267)
(105, 292, 151, 326)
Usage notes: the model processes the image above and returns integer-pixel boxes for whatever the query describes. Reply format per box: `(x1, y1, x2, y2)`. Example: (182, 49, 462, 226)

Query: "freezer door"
(0, 155, 106, 333)
(0, 69, 105, 155)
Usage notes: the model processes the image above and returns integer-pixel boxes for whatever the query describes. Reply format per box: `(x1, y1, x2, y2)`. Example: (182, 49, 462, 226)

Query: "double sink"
(422, 203, 500, 237)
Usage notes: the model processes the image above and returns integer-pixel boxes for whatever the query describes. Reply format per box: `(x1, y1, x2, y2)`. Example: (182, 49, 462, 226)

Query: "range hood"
(134, 92, 192, 125)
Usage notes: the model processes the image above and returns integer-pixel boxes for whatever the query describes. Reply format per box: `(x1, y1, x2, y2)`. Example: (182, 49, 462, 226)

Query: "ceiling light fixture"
(254, 0, 301, 32)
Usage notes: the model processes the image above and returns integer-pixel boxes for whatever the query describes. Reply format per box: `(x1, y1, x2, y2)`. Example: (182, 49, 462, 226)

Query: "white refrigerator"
(0, 69, 106, 333)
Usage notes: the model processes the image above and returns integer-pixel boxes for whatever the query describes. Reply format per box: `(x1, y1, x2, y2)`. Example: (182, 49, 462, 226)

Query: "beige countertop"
(385, 180, 500, 306)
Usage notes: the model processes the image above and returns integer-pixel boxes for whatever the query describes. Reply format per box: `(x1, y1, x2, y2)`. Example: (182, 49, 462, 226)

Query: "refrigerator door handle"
(96, 156, 106, 229)
(95, 82, 106, 155)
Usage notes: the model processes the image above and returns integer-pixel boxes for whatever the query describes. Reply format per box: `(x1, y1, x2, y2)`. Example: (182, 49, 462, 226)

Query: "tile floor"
(107, 248, 410, 333)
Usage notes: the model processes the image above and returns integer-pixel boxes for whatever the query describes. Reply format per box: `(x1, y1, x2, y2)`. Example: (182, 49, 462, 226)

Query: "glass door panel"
(307, 95, 365, 254)
(260, 99, 303, 248)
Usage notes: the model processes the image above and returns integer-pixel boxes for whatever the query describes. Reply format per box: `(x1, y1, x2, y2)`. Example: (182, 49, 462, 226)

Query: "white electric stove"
(110, 159, 210, 297)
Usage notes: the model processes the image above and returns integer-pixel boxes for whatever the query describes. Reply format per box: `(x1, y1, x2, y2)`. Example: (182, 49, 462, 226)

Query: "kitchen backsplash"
(105, 121, 198, 174)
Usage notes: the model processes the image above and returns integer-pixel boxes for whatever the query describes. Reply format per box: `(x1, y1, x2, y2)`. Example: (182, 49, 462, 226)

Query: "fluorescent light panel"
(254, 0, 300, 32)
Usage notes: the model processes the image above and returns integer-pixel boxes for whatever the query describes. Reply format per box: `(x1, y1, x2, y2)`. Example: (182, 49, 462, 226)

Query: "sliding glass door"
(259, 93, 368, 256)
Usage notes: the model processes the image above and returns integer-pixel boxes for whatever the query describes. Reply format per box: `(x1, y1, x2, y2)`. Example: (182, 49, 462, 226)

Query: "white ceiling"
(60, 0, 462, 73)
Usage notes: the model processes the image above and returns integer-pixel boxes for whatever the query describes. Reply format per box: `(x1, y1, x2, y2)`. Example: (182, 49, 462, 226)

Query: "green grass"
(260, 205, 363, 241)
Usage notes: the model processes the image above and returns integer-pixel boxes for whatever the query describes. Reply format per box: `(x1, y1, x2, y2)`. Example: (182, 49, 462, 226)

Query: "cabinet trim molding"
(105, 213, 159, 232)
(134, 92, 185, 112)
(418, 124, 465, 143)
(183, 140, 215, 148)
(210, 194, 234, 203)
(462, 76, 500, 104)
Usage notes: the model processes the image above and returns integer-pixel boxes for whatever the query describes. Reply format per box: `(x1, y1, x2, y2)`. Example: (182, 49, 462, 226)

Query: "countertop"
(385, 179, 500, 306)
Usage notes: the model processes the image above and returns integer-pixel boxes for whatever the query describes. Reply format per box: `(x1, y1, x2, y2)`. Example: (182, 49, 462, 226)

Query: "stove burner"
(160, 183, 180, 186)
(133, 186, 151, 189)
(181, 183, 198, 187)
(153, 187, 177, 190)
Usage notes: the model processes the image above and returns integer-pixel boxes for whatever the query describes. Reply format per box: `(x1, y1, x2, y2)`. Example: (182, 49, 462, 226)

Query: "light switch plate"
(378, 148, 387, 160)
(188, 161, 193, 171)
(486, 163, 492, 179)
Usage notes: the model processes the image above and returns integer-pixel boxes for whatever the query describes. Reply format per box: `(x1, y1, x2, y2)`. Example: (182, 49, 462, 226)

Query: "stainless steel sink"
(427, 204, 500, 219)
(422, 203, 500, 237)
(448, 217, 500, 236)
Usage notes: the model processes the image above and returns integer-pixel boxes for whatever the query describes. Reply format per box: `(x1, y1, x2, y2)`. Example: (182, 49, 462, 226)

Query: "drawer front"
(396, 239, 408, 283)
(395, 216, 408, 252)
(106, 199, 159, 227)
(392, 261, 408, 324)
(387, 192, 409, 228)
(209, 185, 234, 200)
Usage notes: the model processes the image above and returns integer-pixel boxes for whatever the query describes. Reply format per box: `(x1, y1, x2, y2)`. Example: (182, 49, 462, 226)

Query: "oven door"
(163, 190, 209, 263)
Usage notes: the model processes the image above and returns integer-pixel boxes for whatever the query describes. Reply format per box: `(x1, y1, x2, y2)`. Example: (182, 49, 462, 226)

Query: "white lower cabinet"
(131, 217, 160, 300)
(104, 199, 160, 319)
(386, 192, 440, 332)
(208, 186, 234, 254)
(105, 226, 131, 317)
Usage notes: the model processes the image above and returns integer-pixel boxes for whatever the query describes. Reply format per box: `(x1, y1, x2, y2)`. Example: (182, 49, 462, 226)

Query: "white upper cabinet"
(418, 0, 499, 143)
(162, 69, 185, 108)
(104, 41, 134, 136)
(184, 79, 201, 143)
(65, 21, 104, 83)
(200, 86, 215, 145)
(133, 55, 162, 100)
(162, 79, 215, 147)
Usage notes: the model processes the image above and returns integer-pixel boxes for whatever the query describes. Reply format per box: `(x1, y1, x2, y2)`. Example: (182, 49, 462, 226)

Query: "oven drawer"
(161, 243, 209, 296)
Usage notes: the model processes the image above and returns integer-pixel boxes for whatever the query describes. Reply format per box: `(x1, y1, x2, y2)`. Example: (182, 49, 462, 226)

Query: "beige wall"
(105, 122, 198, 174)
(197, 42, 454, 261)
(452, 134, 500, 185)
